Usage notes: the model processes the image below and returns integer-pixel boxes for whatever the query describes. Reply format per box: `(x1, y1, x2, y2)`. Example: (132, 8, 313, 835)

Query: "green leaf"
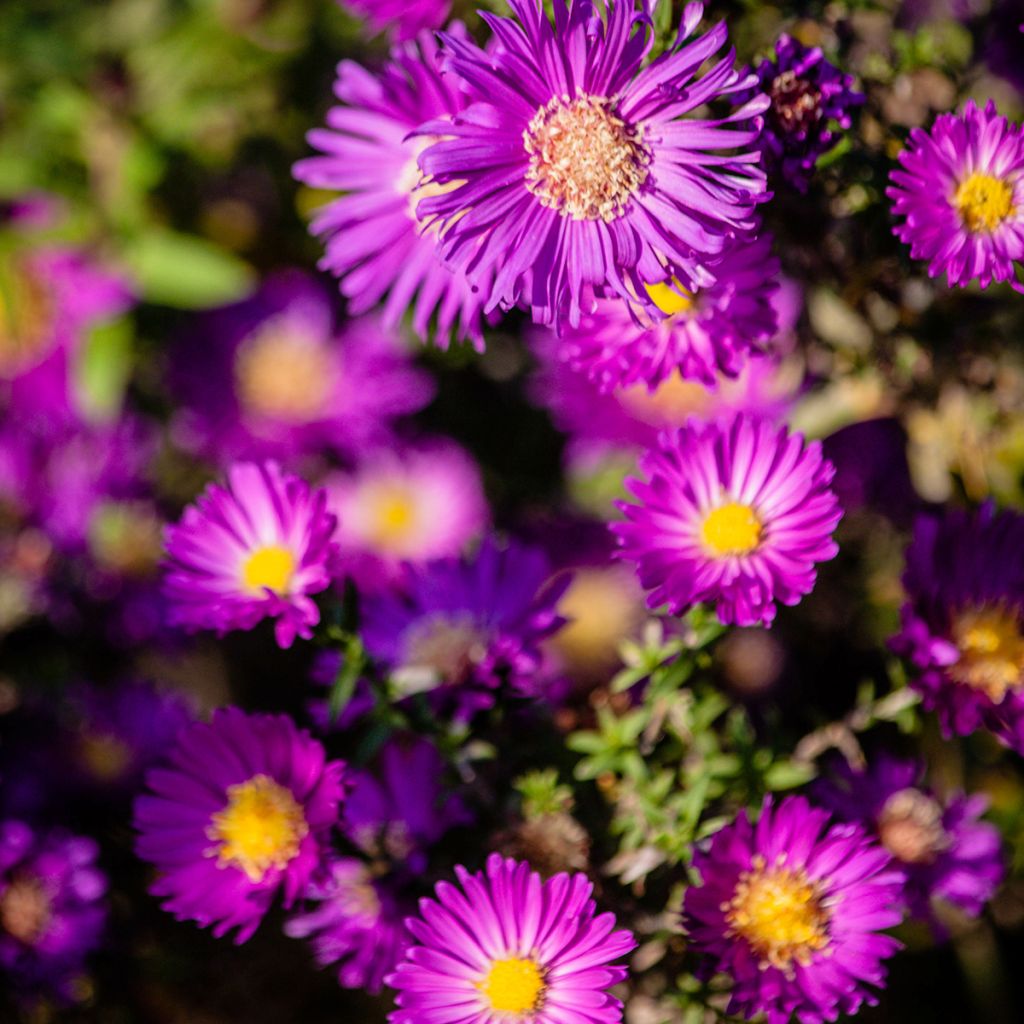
(73, 315, 134, 422)
(122, 229, 254, 309)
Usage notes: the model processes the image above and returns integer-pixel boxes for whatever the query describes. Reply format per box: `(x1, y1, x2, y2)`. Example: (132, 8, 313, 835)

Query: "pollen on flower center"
(949, 603, 1024, 702)
(478, 956, 546, 1014)
(702, 502, 763, 557)
(769, 70, 824, 135)
(524, 93, 650, 222)
(877, 788, 949, 865)
(644, 278, 695, 318)
(207, 774, 308, 882)
(0, 876, 52, 946)
(953, 172, 1015, 233)
(725, 855, 830, 970)
(234, 319, 334, 422)
(242, 544, 297, 594)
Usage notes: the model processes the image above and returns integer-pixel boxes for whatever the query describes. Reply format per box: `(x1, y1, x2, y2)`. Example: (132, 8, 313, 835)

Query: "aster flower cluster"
(4, 0, 1024, 1020)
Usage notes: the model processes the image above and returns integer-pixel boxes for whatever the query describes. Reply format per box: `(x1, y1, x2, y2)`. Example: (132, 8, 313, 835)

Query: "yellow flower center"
(479, 957, 546, 1014)
(525, 94, 650, 222)
(0, 876, 52, 946)
(359, 483, 421, 555)
(725, 856, 830, 971)
(207, 774, 308, 882)
(403, 614, 488, 684)
(78, 731, 133, 782)
(701, 502, 763, 557)
(241, 545, 296, 594)
(877, 788, 949, 865)
(617, 373, 713, 426)
(0, 262, 56, 376)
(644, 278, 695, 317)
(949, 603, 1024, 702)
(953, 172, 1015, 233)
(234, 318, 334, 422)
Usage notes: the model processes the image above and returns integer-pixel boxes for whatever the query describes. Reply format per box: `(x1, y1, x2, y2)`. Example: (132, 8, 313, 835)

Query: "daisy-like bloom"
(162, 461, 339, 649)
(815, 754, 1003, 926)
(891, 504, 1024, 753)
(683, 796, 903, 1024)
(0, 246, 132, 424)
(888, 100, 1024, 292)
(359, 536, 568, 716)
(133, 708, 346, 942)
(416, 0, 769, 328)
(337, 0, 448, 43)
(612, 414, 842, 626)
(387, 853, 636, 1024)
(285, 857, 411, 993)
(0, 822, 107, 1000)
(554, 232, 780, 391)
(295, 31, 488, 349)
(324, 442, 488, 592)
(171, 273, 433, 463)
(740, 34, 863, 193)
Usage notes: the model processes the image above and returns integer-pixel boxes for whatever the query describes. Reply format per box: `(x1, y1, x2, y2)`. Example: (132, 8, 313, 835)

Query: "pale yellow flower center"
(404, 614, 488, 683)
(0, 262, 56, 376)
(478, 956, 546, 1014)
(524, 94, 650, 222)
(953, 172, 1015, 233)
(701, 502, 763, 557)
(725, 856, 830, 971)
(0, 876, 52, 946)
(948, 603, 1024, 703)
(78, 731, 133, 782)
(617, 373, 713, 425)
(207, 774, 308, 882)
(241, 545, 296, 594)
(877, 788, 949, 865)
(234, 319, 334, 422)
(359, 483, 421, 555)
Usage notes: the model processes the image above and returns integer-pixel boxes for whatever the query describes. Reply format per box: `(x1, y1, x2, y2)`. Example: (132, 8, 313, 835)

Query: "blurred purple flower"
(336, 0, 449, 42)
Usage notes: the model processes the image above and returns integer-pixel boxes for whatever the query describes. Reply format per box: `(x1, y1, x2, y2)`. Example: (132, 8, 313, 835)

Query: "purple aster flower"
(336, 0, 449, 42)
(891, 504, 1024, 754)
(888, 100, 1024, 293)
(64, 681, 193, 795)
(815, 754, 1003, 926)
(343, 736, 470, 873)
(0, 246, 132, 425)
(162, 461, 339, 649)
(324, 441, 488, 592)
(386, 853, 636, 1024)
(612, 414, 842, 626)
(683, 796, 903, 1024)
(741, 34, 863, 193)
(134, 708, 346, 942)
(359, 536, 568, 717)
(285, 856, 411, 993)
(0, 822, 107, 1001)
(295, 30, 490, 349)
(171, 272, 433, 463)
(416, 0, 769, 328)
(553, 232, 781, 391)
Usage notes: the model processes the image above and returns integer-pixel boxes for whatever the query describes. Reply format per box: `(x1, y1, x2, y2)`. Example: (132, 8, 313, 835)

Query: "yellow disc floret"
(479, 956, 546, 1014)
(949, 603, 1024, 702)
(725, 855, 830, 971)
(644, 278, 695, 317)
(953, 172, 1015, 233)
(360, 483, 421, 555)
(701, 502, 763, 557)
(242, 545, 296, 594)
(207, 774, 308, 882)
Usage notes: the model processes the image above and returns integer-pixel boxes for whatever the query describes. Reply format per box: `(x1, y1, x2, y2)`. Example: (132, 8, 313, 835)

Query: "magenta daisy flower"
(416, 0, 769, 328)
(891, 504, 1024, 754)
(386, 853, 636, 1024)
(133, 708, 346, 943)
(337, 0, 449, 42)
(552, 232, 780, 390)
(815, 754, 1004, 927)
(294, 30, 489, 348)
(324, 442, 488, 592)
(612, 414, 842, 626)
(888, 100, 1024, 292)
(683, 796, 903, 1024)
(0, 822, 107, 1001)
(162, 461, 339, 649)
